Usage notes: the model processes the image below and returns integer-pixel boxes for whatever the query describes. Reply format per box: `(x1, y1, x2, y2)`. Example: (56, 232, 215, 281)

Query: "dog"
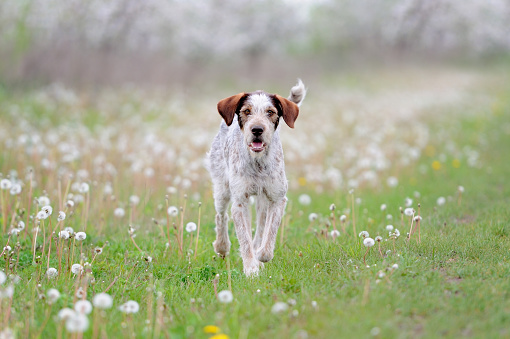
(206, 80, 306, 276)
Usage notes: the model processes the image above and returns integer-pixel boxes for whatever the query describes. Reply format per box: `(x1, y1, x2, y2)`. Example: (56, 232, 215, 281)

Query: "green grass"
(1, 75, 510, 338)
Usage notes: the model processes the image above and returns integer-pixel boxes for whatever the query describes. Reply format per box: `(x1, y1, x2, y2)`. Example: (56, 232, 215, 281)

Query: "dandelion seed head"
(17, 221, 25, 230)
(66, 200, 75, 208)
(329, 204, 336, 211)
(0, 271, 6, 285)
(0, 179, 12, 190)
(386, 225, 394, 231)
(404, 208, 414, 216)
(437, 197, 446, 206)
(46, 268, 58, 279)
(308, 213, 318, 222)
(9, 184, 21, 195)
(359, 231, 369, 239)
(37, 196, 50, 206)
(217, 290, 233, 303)
(167, 206, 178, 216)
(185, 222, 197, 233)
(64, 227, 74, 235)
(458, 186, 465, 193)
(129, 195, 140, 205)
(71, 264, 83, 275)
(392, 264, 399, 270)
(79, 183, 89, 194)
(375, 236, 383, 242)
(114, 207, 125, 218)
(414, 215, 422, 222)
(65, 312, 89, 333)
(380, 204, 387, 211)
(386, 176, 398, 187)
(339, 214, 347, 222)
(119, 300, 140, 313)
(47, 288, 61, 304)
(363, 238, 375, 247)
(298, 194, 311, 206)
(75, 232, 86, 241)
(271, 301, 288, 314)
(93, 292, 113, 309)
(330, 230, 340, 238)
(58, 308, 75, 320)
(9, 229, 19, 236)
(58, 211, 66, 221)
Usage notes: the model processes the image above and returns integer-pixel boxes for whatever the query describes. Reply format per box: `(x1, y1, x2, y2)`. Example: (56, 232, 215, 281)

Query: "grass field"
(1, 65, 509, 338)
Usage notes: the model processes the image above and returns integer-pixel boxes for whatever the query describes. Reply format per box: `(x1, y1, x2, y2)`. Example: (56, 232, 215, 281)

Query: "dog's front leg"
(253, 195, 269, 251)
(256, 197, 287, 263)
(231, 199, 262, 276)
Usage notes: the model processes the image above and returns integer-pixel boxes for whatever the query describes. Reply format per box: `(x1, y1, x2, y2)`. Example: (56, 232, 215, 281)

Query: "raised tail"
(288, 79, 306, 107)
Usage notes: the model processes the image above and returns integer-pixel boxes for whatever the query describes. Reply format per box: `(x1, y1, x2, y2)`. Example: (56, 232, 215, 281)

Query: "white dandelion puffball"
(46, 268, 58, 279)
(79, 183, 89, 194)
(93, 293, 113, 309)
(271, 301, 289, 314)
(218, 290, 233, 303)
(167, 206, 179, 216)
(37, 196, 50, 206)
(330, 230, 340, 238)
(185, 222, 197, 233)
(386, 214, 393, 220)
(119, 300, 140, 314)
(36, 211, 48, 220)
(386, 176, 398, 187)
(437, 197, 446, 206)
(58, 211, 66, 221)
(363, 238, 375, 247)
(414, 215, 423, 222)
(298, 194, 311, 206)
(10, 184, 22, 195)
(71, 264, 83, 275)
(58, 308, 75, 320)
(375, 236, 383, 242)
(386, 225, 394, 231)
(392, 264, 399, 270)
(404, 208, 414, 216)
(308, 213, 318, 222)
(74, 300, 93, 314)
(380, 204, 387, 211)
(358, 231, 369, 238)
(114, 207, 125, 218)
(129, 195, 140, 205)
(75, 232, 87, 241)
(0, 179, 12, 190)
(64, 227, 74, 235)
(47, 288, 61, 304)
(0, 271, 6, 285)
(458, 186, 465, 193)
(58, 231, 70, 239)
(405, 198, 413, 207)
(329, 204, 336, 211)
(10, 229, 20, 236)
(65, 312, 89, 333)
(66, 200, 75, 208)
(17, 221, 25, 230)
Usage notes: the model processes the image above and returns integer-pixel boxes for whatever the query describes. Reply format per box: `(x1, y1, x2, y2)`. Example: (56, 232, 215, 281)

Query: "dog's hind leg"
(212, 182, 231, 258)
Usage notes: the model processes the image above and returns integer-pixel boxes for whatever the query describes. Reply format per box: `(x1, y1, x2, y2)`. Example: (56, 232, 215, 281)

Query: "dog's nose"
(251, 126, 264, 136)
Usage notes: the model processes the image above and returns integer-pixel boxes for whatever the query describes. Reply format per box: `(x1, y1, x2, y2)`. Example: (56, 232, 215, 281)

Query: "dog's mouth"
(249, 141, 266, 153)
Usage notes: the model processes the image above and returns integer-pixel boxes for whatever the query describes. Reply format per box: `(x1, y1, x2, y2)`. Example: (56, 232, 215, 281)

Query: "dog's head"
(217, 91, 299, 156)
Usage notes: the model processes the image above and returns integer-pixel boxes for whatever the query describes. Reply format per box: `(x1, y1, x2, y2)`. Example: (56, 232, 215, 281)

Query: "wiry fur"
(206, 80, 306, 276)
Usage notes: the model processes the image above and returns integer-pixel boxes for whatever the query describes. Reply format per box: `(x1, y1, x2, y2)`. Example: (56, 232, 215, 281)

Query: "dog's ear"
(217, 93, 246, 126)
(274, 95, 299, 128)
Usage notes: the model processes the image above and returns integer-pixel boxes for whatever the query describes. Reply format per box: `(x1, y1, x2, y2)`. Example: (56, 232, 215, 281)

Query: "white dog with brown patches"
(206, 80, 306, 276)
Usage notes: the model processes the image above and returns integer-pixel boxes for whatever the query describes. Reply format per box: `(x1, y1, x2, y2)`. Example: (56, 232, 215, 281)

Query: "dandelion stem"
(363, 247, 370, 266)
(351, 193, 357, 240)
(227, 255, 232, 292)
(194, 202, 202, 259)
(25, 169, 34, 241)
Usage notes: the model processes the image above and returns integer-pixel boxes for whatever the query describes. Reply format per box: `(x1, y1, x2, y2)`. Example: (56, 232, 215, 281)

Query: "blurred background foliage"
(0, 0, 509, 89)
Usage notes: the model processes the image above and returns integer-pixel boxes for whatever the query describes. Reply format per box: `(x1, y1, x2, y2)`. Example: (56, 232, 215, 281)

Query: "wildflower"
(0, 328, 14, 339)
(414, 215, 422, 222)
(47, 288, 61, 304)
(58, 308, 75, 321)
(79, 183, 89, 194)
(330, 230, 340, 238)
(377, 271, 385, 278)
(66, 200, 75, 208)
(59, 231, 70, 239)
(129, 195, 140, 205)
(308, 213, 318, 222)
(58, 211, 66, 221)
(128, 227, 136, 237)
(386, 225, 394, 231)
(386, 214, 393, 220)
(9, 229, 19, 236)
(329, 204, 336, 211)
(392, 264, 399, 270)
(210, 335, 230, 339)
(74, 300, 93, 314)
(311, 300, 318, 309)
(36, 211, 48, 220)
(380, 204, 387, 211)
(146, 256, 153, 263)
(37, 196, 50, 206)
(0, 271, 6, 285)
(363, 238, 375, 247)
(94, 247, 103, 255)
(71, 264, 83, 275)
(271, 301, 288, 314)
(375, 236, 382, 242)
(298, 194, 311, 206)
(46, 268, 58, 279)
(386, 176, 398, 187)
(64, 227, 74, 234)
(218, 290, 233, 303)
(358, 231, 369, 239)
(370, 327, 381, 336)
(9, 184, 21, 195)
(405, 198, 413, 207)
(348, 188, 354, 194)
(436, 197, 446, 206)
(76, 287, 86, 299)
(458, 186, 465, 193)
(167, 206, 178, 216)
(404, 208, 414, 216)
(114, 207, 125, 218)
(17, 221, 25, 231)
(119, 300, 140, 314)
(0, 179, 12, 190)
(93, 292, 113, 309)
(203, 325, 221, 334)
(339, 214, 347, 222)
(75, 232, 86, 241)
(0, 284, 14, 299)
(186, 222, 197, 233)
(288, 298, 297, 306)
(65, 312, 89, 333)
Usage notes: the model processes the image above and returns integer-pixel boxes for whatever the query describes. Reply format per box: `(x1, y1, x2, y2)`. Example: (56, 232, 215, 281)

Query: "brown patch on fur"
(272, 94, 299, 128)
(217, 93, 248, 126)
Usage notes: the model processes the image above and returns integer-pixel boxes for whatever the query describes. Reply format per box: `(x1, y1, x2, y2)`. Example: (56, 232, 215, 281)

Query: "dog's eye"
(244, 109, 251, 115)
(267, 110, 275, 116)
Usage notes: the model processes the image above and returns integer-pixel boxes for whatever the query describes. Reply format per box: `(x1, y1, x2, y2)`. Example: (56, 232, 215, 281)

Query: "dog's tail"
(288, 79, 306, 107)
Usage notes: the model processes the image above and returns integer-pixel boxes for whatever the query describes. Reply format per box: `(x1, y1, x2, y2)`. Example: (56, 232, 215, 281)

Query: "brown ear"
(274, 95, 299, 128)
(217, 93, 246, 126)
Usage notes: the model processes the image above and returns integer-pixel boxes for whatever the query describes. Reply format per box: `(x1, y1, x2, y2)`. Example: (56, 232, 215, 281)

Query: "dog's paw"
(213, 239, 231, 258)
(243, 259, 264, 277)
(255, 247, 274, 263)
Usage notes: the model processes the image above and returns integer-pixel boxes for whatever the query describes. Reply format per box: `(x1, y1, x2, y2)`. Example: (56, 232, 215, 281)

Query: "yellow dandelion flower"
(203, 325, 221, 334)
(432, 160, 441, 171)
(452, 159, 461, 168)
(298, 177, 307, 186)
(210, 334, 230, 339)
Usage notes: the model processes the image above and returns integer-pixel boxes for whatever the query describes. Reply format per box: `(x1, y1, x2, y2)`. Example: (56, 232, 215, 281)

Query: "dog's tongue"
(252, 142, 263, 148)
